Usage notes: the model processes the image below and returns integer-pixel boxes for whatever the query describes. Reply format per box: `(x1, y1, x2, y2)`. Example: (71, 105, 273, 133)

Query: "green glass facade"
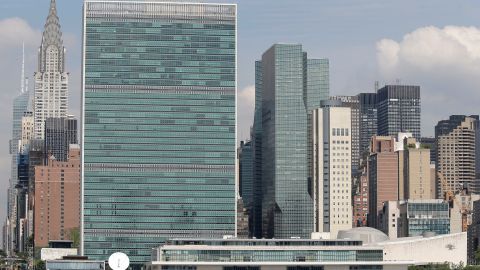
(82, 1, 236, 266)
(406, 201, 450, 236)
(258, 44, 329, 238)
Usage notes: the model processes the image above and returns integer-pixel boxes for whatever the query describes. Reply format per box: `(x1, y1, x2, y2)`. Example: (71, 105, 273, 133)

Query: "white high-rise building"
(34, 0, 68, 139)
(313, 100, 353, 238)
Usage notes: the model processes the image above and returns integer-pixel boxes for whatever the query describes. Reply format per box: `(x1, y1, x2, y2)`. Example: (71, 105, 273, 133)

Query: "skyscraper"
(6, 45, 31, 255)
(436, 115, 479, 197)
(377, 85, 421, 139)
(34, 145, 80, 248)
(257, 44, 328, 238)
(330, 96, 360, 173)
(399, 137, 434, 200)
(312, 101, 352, 238)
(250, 61, 263, 238)
(34, 0, 68, 139)
(82, 1, 237, 266)
(238, 141, 253, 212)
(44, 116, 78, 162)
(368, 136, 399, 228)
(358, 93, 377, 155)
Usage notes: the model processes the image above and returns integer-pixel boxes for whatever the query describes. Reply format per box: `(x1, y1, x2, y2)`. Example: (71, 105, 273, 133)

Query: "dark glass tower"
(44, 116, 77, 162)
(358, 93, 377, 155)
(82, 1, 237, 266)
(257, 44, 328, 238)
(377, 85, 421, 139)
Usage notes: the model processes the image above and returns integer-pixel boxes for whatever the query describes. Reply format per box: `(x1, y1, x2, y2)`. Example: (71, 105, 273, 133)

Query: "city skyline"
(1, 0, 480, 244)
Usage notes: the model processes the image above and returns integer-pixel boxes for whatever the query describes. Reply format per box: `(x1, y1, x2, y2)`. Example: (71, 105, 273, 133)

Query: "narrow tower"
(34, 0, 68, 139)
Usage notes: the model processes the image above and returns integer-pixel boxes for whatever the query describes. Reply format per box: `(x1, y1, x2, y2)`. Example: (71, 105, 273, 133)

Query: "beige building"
(312, 102, 352, 238)
(34, 145, 80, 248)
(20, 112, 34, 153)
(400, 137, 435, 200)
(436, 115, 478, 197)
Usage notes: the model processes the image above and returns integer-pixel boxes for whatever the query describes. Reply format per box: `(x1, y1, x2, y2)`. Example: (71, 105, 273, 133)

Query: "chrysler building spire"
(38, 0, 65, 73)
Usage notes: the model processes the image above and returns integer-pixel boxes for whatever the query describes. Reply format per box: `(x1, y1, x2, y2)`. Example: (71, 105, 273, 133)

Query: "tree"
(34, 260, 46, 270)
(67, 227, 80, 248)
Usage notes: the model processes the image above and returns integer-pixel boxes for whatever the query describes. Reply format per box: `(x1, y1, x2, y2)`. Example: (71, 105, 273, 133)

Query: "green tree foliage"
(67, 227, 80, 248)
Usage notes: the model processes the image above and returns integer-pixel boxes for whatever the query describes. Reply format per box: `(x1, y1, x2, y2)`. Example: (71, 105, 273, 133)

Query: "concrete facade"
(401, 137, 434, 200)
(436, 115, 478, 197)
(313, 104, 353, 238)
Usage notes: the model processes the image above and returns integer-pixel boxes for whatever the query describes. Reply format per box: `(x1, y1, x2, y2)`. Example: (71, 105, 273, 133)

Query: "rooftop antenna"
(21, 42, 25, 93)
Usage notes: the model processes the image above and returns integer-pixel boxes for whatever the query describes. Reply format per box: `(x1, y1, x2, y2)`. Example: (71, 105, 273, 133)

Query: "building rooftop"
(337, 227, 389, 244)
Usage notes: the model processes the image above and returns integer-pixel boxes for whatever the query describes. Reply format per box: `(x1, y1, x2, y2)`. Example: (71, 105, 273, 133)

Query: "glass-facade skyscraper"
(82, 1, 237, 266)
(44, 116, 78, 162)
(256, 44, 329, 238)
(358, 93, 377, 156)
(377, 85, 421, 139)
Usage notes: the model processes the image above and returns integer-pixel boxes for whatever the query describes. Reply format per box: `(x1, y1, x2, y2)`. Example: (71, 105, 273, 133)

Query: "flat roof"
(147, 261, 416, 266)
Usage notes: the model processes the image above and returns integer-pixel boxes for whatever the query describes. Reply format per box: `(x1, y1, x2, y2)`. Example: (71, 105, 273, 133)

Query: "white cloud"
(237, 85, 255, 142)
(0, 17, 41, 50)
(376, 26, 480, 136)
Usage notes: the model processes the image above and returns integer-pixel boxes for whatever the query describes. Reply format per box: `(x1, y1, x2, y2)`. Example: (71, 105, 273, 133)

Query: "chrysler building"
(34, 0, 68, 139)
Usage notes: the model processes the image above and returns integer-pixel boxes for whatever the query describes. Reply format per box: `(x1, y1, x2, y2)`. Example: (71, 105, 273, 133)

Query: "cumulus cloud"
(237, 85, 255, 142)
(377, 26, 480, 135)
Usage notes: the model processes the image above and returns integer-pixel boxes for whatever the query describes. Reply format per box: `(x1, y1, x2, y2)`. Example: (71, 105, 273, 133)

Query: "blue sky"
(1, 0, 480, 228)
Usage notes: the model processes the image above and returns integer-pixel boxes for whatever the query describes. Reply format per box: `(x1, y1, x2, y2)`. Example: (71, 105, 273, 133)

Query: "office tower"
(368, 136, 399, 228)
(312, 101, 352, 238)
(250, 61, 263, 238)
(396, 133, 430, 200)
(236, 198, 249, 239)
(238, 141, 253, 210)
(34, 145, 80, 248)
(353, 169, 368, 227)
(377, 85, 421, 139)
(476, 127, 480, 176)
(380, 200, 450, 239)
(450, 189, 480, 233)
(82, 1, 237, 266)
(399, 137, 434, 200)
(419, 137, 437, 164)
(34, 0, 68, 139)
(44, 116, 78, 162)
(7, 45, 30, 254)
(238, 140, 253, 237)
(330, 96, 360, 174)
(258, 44, 328, 238)
(19, 112, 34, 153)
(358, 93, 377, 155)
(436, 115, 479, 197)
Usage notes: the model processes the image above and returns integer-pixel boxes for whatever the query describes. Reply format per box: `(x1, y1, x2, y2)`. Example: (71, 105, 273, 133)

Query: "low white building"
(147, 238, 414, 270)
(338, 227, 467, 265)
(370, 233, 467, 265)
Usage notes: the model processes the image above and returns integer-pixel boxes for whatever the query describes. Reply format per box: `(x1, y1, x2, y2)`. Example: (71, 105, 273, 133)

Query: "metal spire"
(21, 42, 25, 93)
(39, 0, 64, 73)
